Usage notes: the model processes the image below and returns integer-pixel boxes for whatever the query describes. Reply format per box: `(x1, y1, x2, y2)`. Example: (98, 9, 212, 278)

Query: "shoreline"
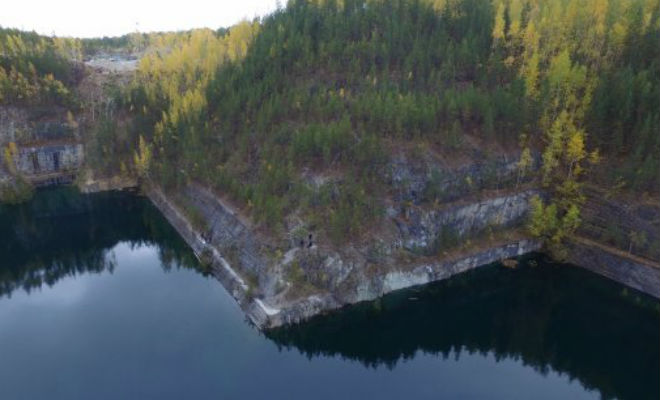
(146, 185, 659, 330)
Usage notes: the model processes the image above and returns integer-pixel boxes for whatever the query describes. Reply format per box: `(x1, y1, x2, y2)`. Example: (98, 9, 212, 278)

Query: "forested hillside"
(0, 28, 82, 107)
(2, 0, 658, 250)
(113, 0, 658, 245)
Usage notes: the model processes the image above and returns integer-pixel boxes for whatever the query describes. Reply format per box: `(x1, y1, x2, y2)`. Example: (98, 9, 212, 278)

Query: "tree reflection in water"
(268, 256, 660, 400)
(0, 187, 200, 298)
(1, 188, 657, 400)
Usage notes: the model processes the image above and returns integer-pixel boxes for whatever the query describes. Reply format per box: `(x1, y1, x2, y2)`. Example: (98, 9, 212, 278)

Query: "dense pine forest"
(2, 0, 659, 248)
(0, 28, 81, 107)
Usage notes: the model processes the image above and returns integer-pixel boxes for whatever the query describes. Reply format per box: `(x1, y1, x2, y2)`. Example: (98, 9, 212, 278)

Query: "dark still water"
(0, 188, 658, 400)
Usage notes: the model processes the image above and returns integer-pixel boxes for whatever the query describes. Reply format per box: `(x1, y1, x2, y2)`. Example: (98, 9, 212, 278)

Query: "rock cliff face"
(143, 143, 660, 329)
(4, 106, 657, 329)
(396, 190, 537, 251)
(0, 106, 77, 145)
(579, 187, 660, 261)
(0, 106, 84, 186)
(181, 185, 269, 281)
(147, 187, 256, 321)
(567, 238, 660, 298)
(388, 151, 539, 204)
(0, 107, 30, 144)
(147, 180, 541, 328)
(269, 239, 541, 327)
(144, 152, 660, 329)
(16, 143, 83, 181)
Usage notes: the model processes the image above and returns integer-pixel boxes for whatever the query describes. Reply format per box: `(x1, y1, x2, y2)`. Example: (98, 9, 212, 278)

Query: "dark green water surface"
(0, 188, 657, 399)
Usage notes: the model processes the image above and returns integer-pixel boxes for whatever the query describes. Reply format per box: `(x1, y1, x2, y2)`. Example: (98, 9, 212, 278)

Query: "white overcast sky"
(1, 0, 282, 38)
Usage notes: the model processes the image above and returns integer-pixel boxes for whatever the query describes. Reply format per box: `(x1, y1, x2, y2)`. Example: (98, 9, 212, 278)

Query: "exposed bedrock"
(388, 152, 539, 205)
(579, 186, 660, 261)
(395, 189, 537, 251)
(0, 106, 78, 145)
(148, 179, 541, 328)
(270, 239, 541, 327)
(0, 106, 84, 185)
(567, 238, 660, 299)
(17, 143, 83, 177)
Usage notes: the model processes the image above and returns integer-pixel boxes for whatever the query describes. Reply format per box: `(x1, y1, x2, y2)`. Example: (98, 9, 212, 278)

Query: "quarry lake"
(0, 188, 657, 400)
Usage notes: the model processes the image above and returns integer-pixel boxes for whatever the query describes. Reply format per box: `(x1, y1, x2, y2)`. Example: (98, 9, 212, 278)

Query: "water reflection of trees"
(3, 189, 658, 400)
(0, 187, 201, 298)
(268, 259, 660, 400)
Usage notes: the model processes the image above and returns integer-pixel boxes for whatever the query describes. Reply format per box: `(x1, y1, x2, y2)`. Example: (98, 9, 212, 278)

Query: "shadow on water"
(1, 187, 658, 400)
(267, 255, 660, 400)
(0, 186, 201, 298)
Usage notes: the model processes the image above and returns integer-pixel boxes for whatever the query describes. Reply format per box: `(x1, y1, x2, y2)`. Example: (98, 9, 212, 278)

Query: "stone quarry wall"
(579, 187, 660, 261)
(17, 143, 83, 176)
(147, 179, 542, 329)
(396, 189, 537, 252)
(147, 186, 278, 327)
(153, 166, 659, 329)
(181, 185, 269, 279)
(0, 107, 30, 145)
(567, 238, 660, 298)
(147, 189, 248, 291)
(0, 106, 83, 185)
(270, 239, 541, 327)
(2, 103, 650, 326)
(388, 152, 538, 205)
(0, 106, 77, 145)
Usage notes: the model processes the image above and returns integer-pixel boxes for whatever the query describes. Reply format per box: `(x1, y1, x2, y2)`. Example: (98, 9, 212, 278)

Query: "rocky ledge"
(267, 238, 541, 327)
(567, 237, 660, 298)
(143, 153, 658, 329)
(147, 184, 542, 329)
